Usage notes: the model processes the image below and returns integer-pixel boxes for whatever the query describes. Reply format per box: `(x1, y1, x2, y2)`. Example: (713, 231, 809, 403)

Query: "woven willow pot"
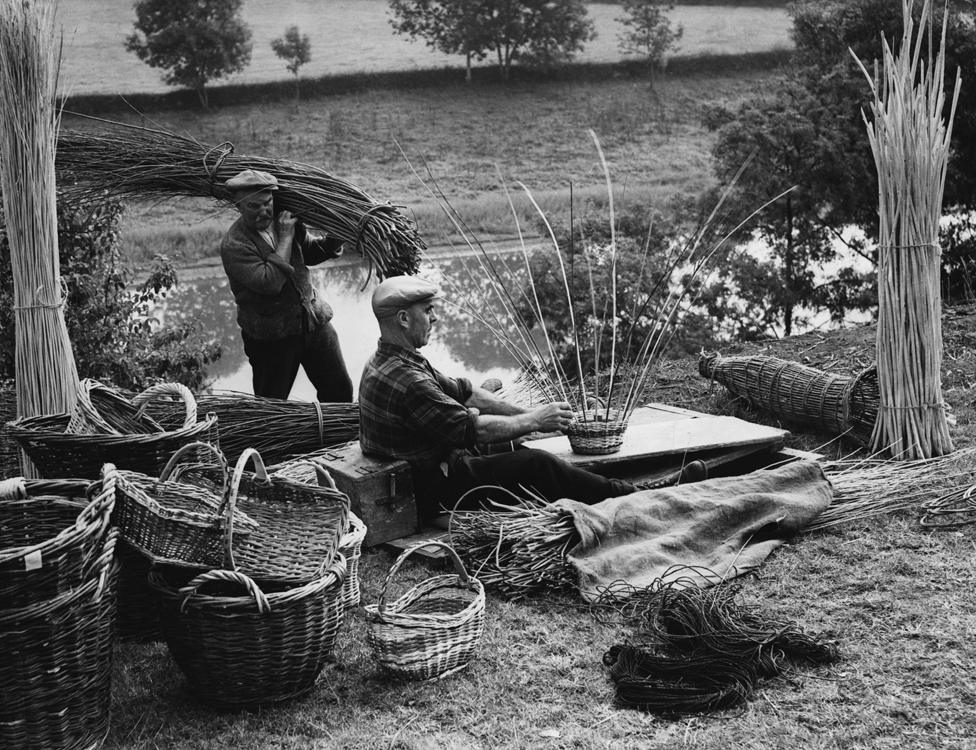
(565, 410, 630, 455)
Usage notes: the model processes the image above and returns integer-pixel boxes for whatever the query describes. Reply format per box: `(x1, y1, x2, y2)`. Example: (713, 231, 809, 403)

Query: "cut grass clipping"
(56, 118, 425, 281)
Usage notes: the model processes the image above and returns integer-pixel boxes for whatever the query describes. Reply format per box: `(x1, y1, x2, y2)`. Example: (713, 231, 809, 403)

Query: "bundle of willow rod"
(56, 121, 424, 280)
(919, 482, 976, 529)
(602, 579, 839, 715)
(0, 381, 19, 478)
(448, 489, 579, 600)
(804, 446, 976, 531)
(698, 353, 878, 446)
(419, 131, 790, 432)
(0, 0, 80, 453)
(146, 391, 359, 466)
(854, 0, 958, 459)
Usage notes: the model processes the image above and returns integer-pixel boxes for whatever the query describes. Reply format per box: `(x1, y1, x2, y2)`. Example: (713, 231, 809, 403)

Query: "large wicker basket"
(0, 469, 115, 608)
(148, 556, 346, 708)
(66, 378, 163, 435)
(365, 539, 485, 680)
(114, 441, 256, 568)
(565, 409, 630, 455)
(173, 448, 350, 585)
(0, 529, 118, 750)
(7, 382, 218, 478)
(699, 353, 878, 445)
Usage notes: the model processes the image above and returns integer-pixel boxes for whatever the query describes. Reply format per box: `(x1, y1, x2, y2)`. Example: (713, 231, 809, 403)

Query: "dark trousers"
(241, 321, 353, 402)
(414, 447, 635, 520)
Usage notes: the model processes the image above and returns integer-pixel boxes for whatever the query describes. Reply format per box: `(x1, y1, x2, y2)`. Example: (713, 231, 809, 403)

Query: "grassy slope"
(106, 307, 976, 750)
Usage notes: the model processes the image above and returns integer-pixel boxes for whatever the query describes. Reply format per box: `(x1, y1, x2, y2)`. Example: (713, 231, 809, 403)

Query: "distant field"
(56, 0, 791, 96)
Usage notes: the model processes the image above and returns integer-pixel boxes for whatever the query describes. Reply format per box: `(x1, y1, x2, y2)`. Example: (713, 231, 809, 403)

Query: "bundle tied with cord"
(56, 119, 425, 281)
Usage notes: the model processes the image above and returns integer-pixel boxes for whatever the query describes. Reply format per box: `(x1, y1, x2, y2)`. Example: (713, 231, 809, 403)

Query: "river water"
(157, 251, 524, 400)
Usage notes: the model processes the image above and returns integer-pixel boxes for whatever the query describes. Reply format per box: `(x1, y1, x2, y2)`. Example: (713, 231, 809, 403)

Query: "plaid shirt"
(358, 341, 477, 471)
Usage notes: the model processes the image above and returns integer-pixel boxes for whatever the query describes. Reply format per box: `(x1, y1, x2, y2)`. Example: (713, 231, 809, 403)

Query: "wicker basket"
(565, 409, 630, 455)
(148, 556, 346, 708)
(339, 512, 367, 610)
(173, 448, 350, 585)
(114, 441, 256, 568)
(0, 468, 115, 608)
(267, 457, 367, 609)
(698, 353, 879, 446)
(365, 539, 485, 680)
(0, 529, 118, 750)
(7, 381, 218, 478)
(66, 378, 163, 435)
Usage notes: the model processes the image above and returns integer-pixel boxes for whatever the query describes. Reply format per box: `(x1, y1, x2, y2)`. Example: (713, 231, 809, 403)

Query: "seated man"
(358, 276, 636, 522)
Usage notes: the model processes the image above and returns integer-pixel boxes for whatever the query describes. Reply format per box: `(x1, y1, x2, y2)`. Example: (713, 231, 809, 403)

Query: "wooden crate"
(314, 441, 418, 547)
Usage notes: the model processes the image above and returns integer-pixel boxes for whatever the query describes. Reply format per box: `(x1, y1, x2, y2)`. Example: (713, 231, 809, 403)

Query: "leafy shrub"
(0, 194, 221, 392)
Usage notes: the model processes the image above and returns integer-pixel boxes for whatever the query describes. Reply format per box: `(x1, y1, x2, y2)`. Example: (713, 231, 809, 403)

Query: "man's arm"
(469, 401, 574, 444)
(465, 385, 526, 417)
(297, 223, 344, 265)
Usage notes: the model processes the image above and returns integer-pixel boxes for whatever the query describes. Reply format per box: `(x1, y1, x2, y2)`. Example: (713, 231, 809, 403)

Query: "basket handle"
(178, 569, 271, 615)
(221, 448, 269, 571)
(377, 539, 472, 617)
(0, 477, 26, 500)
(159, 441, 228, 488)
(132, 382, 197, 428)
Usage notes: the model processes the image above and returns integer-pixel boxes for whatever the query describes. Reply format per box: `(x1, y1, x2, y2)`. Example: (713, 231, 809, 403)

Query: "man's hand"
(276, 209, 298, 240)
(530, 402, 575, 433)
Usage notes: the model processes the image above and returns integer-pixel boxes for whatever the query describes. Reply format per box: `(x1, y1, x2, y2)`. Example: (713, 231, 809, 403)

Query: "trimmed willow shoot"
(57, 121, 425, 280)
(853, 0, 959, 459)
(0, 1, 79, 439)
(421, 132, 786, 435)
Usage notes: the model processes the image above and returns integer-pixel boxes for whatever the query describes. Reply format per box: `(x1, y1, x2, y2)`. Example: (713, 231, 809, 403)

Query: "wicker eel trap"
(366, 539, 485, 681)
(699, 353, 878, 445)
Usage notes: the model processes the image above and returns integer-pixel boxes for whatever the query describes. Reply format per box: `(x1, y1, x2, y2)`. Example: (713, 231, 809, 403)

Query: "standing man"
(220, 169, 353, 402)
(358, 276, 636, 522)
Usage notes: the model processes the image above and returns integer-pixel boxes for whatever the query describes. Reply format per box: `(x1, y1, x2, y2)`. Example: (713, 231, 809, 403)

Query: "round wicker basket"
(565, 409, 630, 455)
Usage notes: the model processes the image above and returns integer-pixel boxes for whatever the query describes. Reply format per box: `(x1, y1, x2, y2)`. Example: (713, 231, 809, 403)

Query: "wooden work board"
(523, 404, 789, 476)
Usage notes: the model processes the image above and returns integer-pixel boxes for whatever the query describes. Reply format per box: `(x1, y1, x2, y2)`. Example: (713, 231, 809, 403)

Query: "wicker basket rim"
(7, 411, 218, 442)
(116, 470, 258, 531)
(365, 574, 486, 628)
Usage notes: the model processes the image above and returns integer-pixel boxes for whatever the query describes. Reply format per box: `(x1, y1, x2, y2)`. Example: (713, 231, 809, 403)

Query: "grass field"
(65, 66, 777, 266)
(102, 306, 976, 750)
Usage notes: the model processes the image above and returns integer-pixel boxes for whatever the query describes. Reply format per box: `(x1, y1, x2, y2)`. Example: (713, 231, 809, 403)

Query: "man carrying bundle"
(221, 169, 353, 402)
(359, 276, 637, 522)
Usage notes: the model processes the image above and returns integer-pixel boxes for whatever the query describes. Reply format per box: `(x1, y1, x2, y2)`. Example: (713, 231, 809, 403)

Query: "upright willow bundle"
(56, 121, 424, 280)
(854, 0, 959, 459)
(417, 132, 787, 453)
(0, 1, 79, 454)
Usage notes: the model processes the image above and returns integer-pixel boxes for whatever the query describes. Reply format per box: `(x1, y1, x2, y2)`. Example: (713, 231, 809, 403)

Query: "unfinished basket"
(699, 353, 879, 445)
(0, 529, 118, 750)
(173, 448, 350, 585)
(148, 556, 346, 708)
(565, 409, 629, 455)
(7, 381, 218, 478)
(365, 539, 485, 680)
(0, 469, 115, 608)
(114, 441, 256, 568)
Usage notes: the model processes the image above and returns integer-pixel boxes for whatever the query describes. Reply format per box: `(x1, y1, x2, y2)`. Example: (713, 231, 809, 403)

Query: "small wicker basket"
(149, 556, 346, 708)
(565, 409, 630, 455)
(114, 441, 256, 568)
(365, 539, 485, 680)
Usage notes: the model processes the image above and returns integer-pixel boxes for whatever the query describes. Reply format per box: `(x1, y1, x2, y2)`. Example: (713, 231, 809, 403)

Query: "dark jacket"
(220, 218, 343, 340)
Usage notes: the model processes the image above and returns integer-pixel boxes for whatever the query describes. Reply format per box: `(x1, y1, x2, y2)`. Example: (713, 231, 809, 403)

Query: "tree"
(616, 0, 683, 76)
(125, 0, 253, 108)
(389, 0, 596, 81)
(271, 25, 312, 102)
(0, 194, 222, 391)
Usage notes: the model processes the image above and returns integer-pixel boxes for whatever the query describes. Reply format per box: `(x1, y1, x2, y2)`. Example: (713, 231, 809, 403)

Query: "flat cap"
(225, 169, 278, 192)
(371, 276, 440, 319)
